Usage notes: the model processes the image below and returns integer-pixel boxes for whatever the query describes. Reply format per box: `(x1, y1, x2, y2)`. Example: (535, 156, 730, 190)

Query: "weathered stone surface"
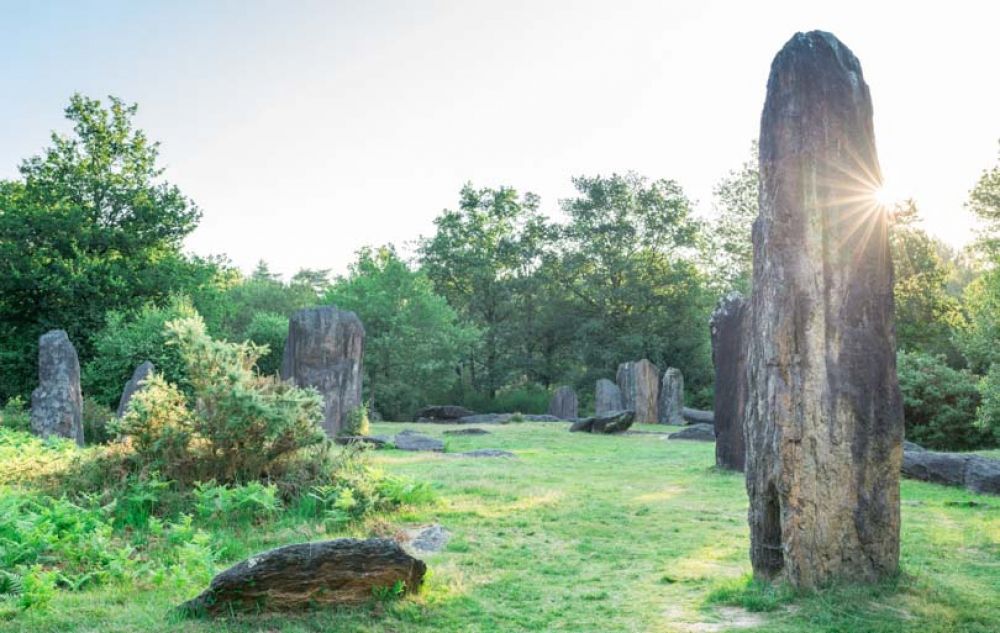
(449, 449, 517, 459)
(595, 379, 623, 415)
(443, 427, 491, 436)
(178, 538, 425, 615)
(711, 292, 748, 471)
(393, 430, 444, 452)
(570, 410, 635, 434)
(413, 405, 477, 421)
(30, 330, 84, 446)
(616, 359, 659, 424)
(281, 307, 365, 437)
(903, 440, 926, 453)
(658, 368, 684, 425)
(334, 435, 389, 448)
(668, 423, 715, 442)
(745, 31, 903, 587)
(547, 386, 578, 419)
(403, 525, 450, 554)
(682, 407, 714, 425)
(901, 450, 1000, 495)
(116, 361, 154, 418)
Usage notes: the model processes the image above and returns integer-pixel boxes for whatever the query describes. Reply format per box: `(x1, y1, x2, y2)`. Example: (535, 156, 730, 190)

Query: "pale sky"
(3, 0, 998, 277)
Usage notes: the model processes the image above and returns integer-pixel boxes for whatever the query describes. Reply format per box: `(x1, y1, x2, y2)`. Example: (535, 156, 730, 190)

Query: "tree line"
(2, 95, 999, 449)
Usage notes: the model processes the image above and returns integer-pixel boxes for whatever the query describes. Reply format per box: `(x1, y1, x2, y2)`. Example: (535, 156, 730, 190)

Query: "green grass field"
(3, 422, 998, 632)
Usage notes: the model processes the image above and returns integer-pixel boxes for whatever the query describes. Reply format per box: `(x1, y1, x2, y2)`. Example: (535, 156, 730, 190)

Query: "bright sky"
(3, 0, 998, 277)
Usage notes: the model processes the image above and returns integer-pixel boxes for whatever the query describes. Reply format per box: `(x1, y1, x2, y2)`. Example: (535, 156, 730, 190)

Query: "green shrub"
(242, 311, 288, 376)
(82, 398, 114, 445)
(83, 297, 198, 408)
(112, 315, 326, 485)
(342, 405, 370, 437)
(459, 384, 550, 414)
(0, 396, 30, 433)
(897, 350, 989, 450)
(976, 363, 1000, 445)
(192, 480, 279, 525)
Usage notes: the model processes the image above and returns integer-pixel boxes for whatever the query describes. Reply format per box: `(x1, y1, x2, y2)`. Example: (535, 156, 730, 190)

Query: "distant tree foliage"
(704, 142, 758, 292)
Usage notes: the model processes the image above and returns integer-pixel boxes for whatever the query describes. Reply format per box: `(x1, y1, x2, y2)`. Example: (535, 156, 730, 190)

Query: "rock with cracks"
(616, 359, 660, 424)
(570, 410, 635, 434)
(595, 378, 624, 415)
(281, 306, 365, 438)
(178, 538, 425, 616)
(547, 385, 579, 419)
(745, 31, 903, 587)
(668, 423, 716, 442)
(116, 361, 154, 418)
(681, 407, 714, 425)
(393, 430, 444, 452)
(658, 368, 685, 425)
(711, 292, 748, 471)
(413, 405, 477, 422)
(902, 450, 1000, 495)
(30, 330, 84, 446)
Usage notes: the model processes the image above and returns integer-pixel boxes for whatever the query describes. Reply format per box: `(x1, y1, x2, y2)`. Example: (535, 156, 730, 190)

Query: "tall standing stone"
(117, 361, 155, 418)
(616, 359, 659, 424)
(30, 330, 84, 446)
(745, 31, 903, 587)
(547, 386, 578, 419)
(711, 293, 747, 471)
(594, 379, 623, 415)
(657, 368, 684, 425)
(282, 307, 365, 437)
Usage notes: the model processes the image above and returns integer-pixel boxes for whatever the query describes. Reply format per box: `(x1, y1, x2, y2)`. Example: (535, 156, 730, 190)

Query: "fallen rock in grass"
(394, 430, 444, 452)
(178, 538, 426, 616)
(903, 440, 925, 452)
(668, 423, 716, 442)
(570, 410, 635, 434)
(449, 449, 516, 458)
(334, 435, 390, 448)
(903, 450, 1000, 495)
(402, 525, 450, 554)
(413, 405, 477, 422)
(456, 413, 562, 424)
(681, 407, 714, 425)
(443, 427, 491, 436)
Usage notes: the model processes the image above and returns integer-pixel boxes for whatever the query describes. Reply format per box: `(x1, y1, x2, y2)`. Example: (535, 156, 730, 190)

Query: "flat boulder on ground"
(30, 330, 84, 446)
(178, 538, 425, 616)
(116, 361, 154, 418)
(570, 410, 635, 434)
(448, 449, 516, 459)
(668, 423, 715, 442)
(681, 407, 714, 425)
(443, 427, 491, 436)
(413, 405, 477, 422)
(456, 413, 561, 424)
(902, 450, 1000, 495)
(393, 430, 444, 452)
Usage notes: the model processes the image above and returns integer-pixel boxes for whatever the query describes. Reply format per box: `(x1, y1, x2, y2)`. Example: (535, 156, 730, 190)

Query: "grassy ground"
(3, 422, 999, 632)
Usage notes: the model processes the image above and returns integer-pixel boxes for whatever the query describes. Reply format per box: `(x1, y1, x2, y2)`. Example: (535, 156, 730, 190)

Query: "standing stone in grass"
(616, 359, 659, 424)
(30, 330, 84, 446)
(281, 306, 365, 437)
(745, 31, 903, 588)
(116, 361, 155, 418)
(711, 292, 747, 471)
(547, 385, 578, 419)
(657, 368, 684, 425)
(595, 379, 623, 415)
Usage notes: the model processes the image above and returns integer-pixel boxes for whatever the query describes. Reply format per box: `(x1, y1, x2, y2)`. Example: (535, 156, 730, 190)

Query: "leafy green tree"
(419, 185, 549, 398)
(968, 141, 1000, 256)
(208, 264, 321, 342)
(243, 312, 289, 376)
(897, 350, 989, 450)
(704, 142, 758, 292)
(0, 94, 205, 401)
(553, 173, 714, 402)
(326, 245, 476, 420)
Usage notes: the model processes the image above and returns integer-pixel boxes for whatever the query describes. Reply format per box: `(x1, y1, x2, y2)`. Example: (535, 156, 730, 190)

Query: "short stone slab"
(413, 405, 477, 422)
(570, 410, 635, 434)
(334, 435, 389, 448)
(393, 430, 444, 452)
(668, 423, 716, 442)
(448, 449, 516, 459)
(903, 440, 925, 452)
(902, 450, 1000, 495)
(443, 428, 491, 436)
(681, 407, 714, 425)
(178, 538, 426, 616)
(403, 524, 450, 554)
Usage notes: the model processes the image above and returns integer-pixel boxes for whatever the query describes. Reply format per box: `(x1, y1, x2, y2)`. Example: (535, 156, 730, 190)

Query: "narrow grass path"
(6, 422, 999, 632)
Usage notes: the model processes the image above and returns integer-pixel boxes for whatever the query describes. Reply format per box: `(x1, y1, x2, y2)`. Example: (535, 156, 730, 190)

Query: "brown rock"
(547, 386, 578, 419)
(178, 538, 425, 616)
(745, 31, 904, 587)
(616, 359, 659, 424)
(711, 292, 747, 471)
(30, 330, 84, 446)
(281, 306, 365, 437)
